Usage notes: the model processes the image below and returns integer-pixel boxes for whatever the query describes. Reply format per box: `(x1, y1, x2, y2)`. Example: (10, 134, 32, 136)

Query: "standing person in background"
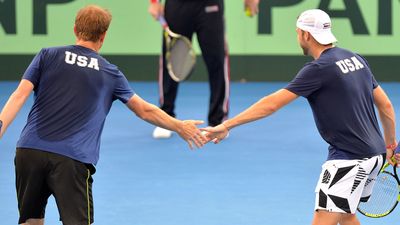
(0, 5, 205, 225)
(148, 0, 259, 138)
(203, 9, 398, 225)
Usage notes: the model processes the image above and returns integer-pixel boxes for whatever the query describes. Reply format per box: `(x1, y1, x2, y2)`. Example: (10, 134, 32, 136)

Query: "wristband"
(150, 0, 158, 3)
(386, 143, 397, 150)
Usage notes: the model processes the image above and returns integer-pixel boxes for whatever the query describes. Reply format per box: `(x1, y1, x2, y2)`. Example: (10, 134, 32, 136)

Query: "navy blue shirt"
(18, 45, 135, 164)
(285, 47, 385, 160)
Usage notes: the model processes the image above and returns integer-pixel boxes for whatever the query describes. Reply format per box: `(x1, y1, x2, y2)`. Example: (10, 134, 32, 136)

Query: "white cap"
(296, 9, 337, 45)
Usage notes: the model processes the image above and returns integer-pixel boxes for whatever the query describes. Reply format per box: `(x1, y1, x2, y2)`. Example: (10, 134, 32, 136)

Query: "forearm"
(138, 103, 182, 132)
(378, 104, 396, 146)
(0, 90, 30, 137)
(126, 95, 181, 132)
(223, 89, 297, 130)
(223, 96, 277, 130)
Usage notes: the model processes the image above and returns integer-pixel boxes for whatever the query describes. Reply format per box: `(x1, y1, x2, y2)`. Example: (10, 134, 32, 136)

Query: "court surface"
(0, 81, 399, 225)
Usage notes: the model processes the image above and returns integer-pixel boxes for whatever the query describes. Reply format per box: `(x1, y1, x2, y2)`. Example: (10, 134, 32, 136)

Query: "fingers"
(394, 153, 400, 162)
(393, 153, 400, 167)
(244, 0, 259, 17)
(387, 154, 396, 166)
(180, 120, 228, 148)
(187, 140, 194, 150)
(200, 124, 229, 144)
(192, 136, 204, 148)
(388, 157, 396, 166)
(386, 146, 399, 166)
(201, 130, 219, 144)
(180, 121, 207, 149)
(190, 120, 205, 126)
(192, 131, 206, 148)
(148, 3, 164, 20)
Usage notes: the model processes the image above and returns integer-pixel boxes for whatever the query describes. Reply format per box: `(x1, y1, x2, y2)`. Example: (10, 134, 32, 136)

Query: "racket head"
(165, 35, 196, 82)
(159, 16, 196, 82)
(357, 166, 400, 218)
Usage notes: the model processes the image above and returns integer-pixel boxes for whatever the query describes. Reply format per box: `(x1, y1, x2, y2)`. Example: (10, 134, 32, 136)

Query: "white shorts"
(314, 154, 384, 214)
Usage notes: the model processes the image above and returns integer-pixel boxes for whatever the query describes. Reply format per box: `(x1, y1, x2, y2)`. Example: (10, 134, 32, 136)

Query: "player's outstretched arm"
(373, 86, 397, 165)
(203, 89, 298, 143)
(0, 79, 34, 139)
(126, 94, 206, 149)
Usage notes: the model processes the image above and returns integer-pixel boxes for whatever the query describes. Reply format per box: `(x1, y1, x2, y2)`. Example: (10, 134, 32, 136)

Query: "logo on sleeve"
(335, 56, 364, 74)
(64, 51, 99, 71)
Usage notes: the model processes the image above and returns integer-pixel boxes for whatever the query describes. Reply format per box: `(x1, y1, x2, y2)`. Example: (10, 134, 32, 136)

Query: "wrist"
(386, 143, 397, 150)
(221, 122, 230, 131)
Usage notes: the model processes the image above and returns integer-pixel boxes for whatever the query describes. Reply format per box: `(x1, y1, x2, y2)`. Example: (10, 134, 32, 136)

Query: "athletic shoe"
(152, 127, 172, 139)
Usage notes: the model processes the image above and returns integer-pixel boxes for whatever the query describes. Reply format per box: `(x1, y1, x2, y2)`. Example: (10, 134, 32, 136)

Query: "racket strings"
(168, 39, 195, 81)
(358, 172, 398, 216)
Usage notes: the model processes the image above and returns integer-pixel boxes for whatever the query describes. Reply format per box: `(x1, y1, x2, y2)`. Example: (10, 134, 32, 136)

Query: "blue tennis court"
(0, 81, 399, 225)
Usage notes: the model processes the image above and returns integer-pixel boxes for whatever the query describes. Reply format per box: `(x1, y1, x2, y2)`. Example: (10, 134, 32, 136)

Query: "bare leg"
(21, 218, 44, 225)
(339, 214, 360, 225)
(312, 210, 340, 225)
(312, 210, 360, 225)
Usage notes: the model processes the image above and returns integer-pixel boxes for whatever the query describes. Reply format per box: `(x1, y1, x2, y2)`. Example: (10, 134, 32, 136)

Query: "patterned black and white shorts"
(314, 154, 384, 214)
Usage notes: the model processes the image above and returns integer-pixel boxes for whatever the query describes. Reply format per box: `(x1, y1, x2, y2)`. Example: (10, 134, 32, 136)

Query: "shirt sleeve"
(371, 75, 379, 89)
(357, 54, 379, 89)
(22, 48, 46, 87)
(113, 71, 135, 103)
(284, 63, 322, 98)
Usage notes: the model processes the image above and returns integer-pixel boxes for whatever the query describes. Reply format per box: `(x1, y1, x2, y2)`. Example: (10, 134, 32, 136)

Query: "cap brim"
(310, 31, 337, 45)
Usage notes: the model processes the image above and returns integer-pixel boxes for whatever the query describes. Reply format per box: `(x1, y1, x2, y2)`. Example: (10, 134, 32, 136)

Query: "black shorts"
(15, 148, 95, 225)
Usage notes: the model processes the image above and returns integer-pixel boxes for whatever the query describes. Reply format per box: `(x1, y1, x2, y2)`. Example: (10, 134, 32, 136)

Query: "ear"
(99, 32, 107, 43)
(73, 25, 78, 36)
(304, 31, 312, 41)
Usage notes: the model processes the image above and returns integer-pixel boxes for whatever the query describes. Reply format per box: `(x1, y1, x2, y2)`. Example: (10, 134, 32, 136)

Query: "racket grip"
(158, 16, 168, 28)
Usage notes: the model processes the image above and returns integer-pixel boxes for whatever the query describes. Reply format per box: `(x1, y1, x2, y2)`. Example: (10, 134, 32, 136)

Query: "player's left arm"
(203, 89, 299, 143)
(224, 89, 298, 129)
(373, 86, 398, 163)
(0, 79, 34, 138)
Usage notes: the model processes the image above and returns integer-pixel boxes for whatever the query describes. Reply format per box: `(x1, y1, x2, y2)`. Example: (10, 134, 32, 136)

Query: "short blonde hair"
(74, 5, 112, 42)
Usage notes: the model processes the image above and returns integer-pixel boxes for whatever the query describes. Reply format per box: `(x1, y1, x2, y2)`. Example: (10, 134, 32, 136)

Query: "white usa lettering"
(335, 56, 364, 74)
(64, 51, 99, 71)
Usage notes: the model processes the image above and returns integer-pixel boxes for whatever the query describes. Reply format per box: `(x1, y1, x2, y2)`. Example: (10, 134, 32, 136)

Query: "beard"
(300, 45, 308, 56)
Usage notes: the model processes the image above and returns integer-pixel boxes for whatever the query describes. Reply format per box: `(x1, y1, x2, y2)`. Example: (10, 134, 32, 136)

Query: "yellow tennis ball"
(245, 8, 252, 17)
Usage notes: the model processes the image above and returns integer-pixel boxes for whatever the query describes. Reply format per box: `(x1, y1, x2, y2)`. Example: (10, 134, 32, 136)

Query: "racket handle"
(158, 16, 168, 29)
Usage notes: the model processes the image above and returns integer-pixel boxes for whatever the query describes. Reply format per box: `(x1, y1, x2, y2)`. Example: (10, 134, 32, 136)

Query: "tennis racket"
(158, 16, 196, 82)
(357, 156, 400, 218)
